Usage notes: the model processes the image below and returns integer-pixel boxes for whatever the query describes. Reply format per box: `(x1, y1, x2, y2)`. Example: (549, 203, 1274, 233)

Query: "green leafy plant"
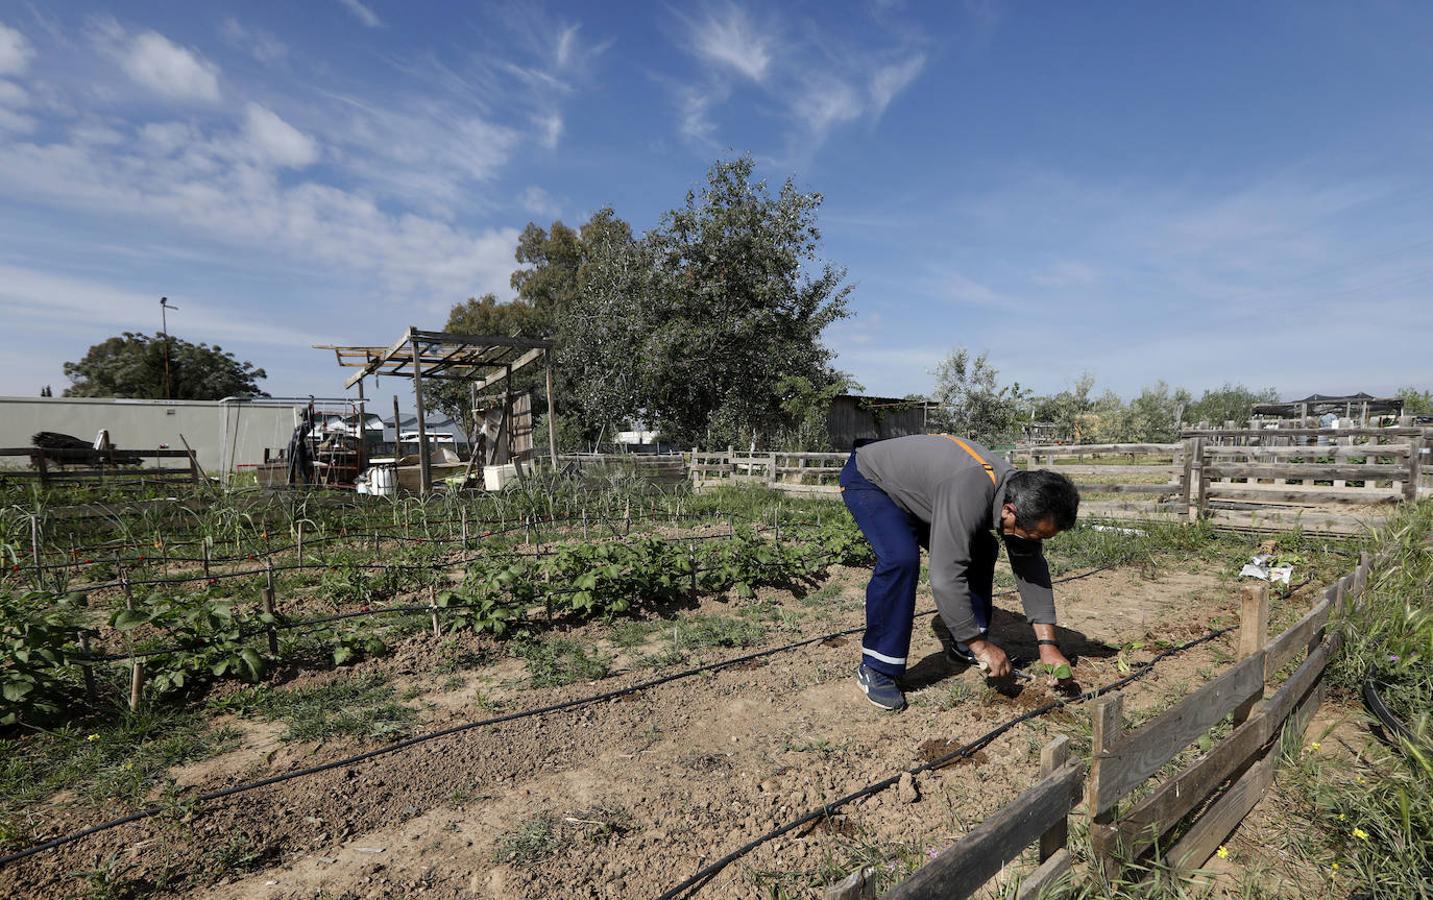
(1, 590, 86, 725)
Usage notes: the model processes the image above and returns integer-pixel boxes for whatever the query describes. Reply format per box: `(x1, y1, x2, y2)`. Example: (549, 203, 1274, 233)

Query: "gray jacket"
(855, 435, 1056, 642)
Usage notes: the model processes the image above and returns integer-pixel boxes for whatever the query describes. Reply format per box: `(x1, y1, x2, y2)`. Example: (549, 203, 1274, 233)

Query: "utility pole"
(159, 297, 179, 400)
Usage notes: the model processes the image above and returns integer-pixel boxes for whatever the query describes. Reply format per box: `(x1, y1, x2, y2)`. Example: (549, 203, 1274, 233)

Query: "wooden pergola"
(316, 326, 556, 493)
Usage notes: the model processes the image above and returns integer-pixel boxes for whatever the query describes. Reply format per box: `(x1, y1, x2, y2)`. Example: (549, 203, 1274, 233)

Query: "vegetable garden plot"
(0, 554, 1302, 897)
(0, 482, 1361, 898)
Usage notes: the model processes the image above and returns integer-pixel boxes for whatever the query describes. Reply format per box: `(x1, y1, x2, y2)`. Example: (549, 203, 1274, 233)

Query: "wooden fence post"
(1088, 694, 1124, 874)
(79, 631, 98, 704)
(1187, 437, 1206, 523)
(263, 561, 279, 655)
(1039, 735, 1071, 861)
(1405, 432, 1424, 503)
(1233, 583, 1269, 725)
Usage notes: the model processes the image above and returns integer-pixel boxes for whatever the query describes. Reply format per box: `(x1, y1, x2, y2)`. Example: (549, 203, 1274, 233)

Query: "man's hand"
(966, 638, 1011, 678)
(1035, 635, 1078, 691)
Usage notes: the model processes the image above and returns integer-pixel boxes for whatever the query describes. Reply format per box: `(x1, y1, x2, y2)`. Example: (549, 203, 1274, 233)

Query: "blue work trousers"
(840, 451, 995, 678)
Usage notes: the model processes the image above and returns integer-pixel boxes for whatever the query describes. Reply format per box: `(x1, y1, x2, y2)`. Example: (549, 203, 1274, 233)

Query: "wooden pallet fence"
(1014, 443, 1184, 523)
(1088, 552, 1376, 879)
(689, 449, 847, 497)
(1021, 429, 1427, 535)
(875, 737, 1084, 900)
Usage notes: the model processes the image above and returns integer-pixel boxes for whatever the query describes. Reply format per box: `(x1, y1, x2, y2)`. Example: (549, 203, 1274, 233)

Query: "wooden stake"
(122, 569, 143, 712)
(461, 507, 469, 550)
(79, 632, 98, 704)
(30, 514, 41, 589)
(263, 561, 279, 655)
(1233, 583, 1269, 725)
(1039, 735, 1071, 861)
(429, 585, 441, 637)
(297, 521, 305, 565)
(202, 541, 211, 580)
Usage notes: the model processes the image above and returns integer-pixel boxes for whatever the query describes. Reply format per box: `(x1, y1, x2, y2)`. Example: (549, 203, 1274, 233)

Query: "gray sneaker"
(855, 664, 906, 711)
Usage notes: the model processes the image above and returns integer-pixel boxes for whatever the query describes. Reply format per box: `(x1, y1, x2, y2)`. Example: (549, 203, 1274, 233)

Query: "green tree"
(1187, 382, 1279, 426)
(773, 371, 864, 450)
(1029, 373, 1096, 441)
(63, 332, 267, 399)
(1395, 386, 1433, 416)
(930, 348, 1029, 447)
(636, 156, 853, 447)
(1123, 381, 1192, 442)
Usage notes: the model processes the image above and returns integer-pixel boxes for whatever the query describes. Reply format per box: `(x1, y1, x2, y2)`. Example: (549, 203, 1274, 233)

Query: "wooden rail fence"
(0, 446, 199, 487)
(1019, 427, 1429, 535)
(864, 550, 1380, 898)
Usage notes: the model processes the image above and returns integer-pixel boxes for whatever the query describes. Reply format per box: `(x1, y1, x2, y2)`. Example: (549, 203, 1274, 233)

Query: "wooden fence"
(1012, 443, 1185, 524)
(0, 446, 199, 487)
(869, 550, 1379, 898)
(689, 449, 846, 496)
(1019, 428, 1429, 535)
(553, 452, 688, 487)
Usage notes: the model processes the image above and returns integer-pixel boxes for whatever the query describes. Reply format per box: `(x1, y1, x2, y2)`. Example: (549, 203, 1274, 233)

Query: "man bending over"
(839, 434, 1080, 710)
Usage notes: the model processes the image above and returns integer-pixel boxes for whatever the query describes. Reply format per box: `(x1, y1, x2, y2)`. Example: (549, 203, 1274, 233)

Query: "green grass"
(206, 673, 417, 743)
(495, 814, 560, 865)
(910, 680, 976, 710)
(514, 637, 611, 688)
(1272, 501, 1433, 897)
(0, 708, 240, 850)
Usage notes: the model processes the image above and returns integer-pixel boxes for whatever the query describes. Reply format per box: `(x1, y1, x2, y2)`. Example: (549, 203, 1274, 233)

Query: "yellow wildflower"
(1216, 845, 1230, 859)
(1310, 741, 1321, 751)
(1352, 828, 1369, 841)
(85, 733, 100, 742)
(1331, 863, 1340, 874)
(1338, 813, 1346, 821)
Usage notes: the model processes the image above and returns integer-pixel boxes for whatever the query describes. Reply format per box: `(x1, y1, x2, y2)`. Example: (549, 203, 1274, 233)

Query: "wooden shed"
(826, 394, 936, 451)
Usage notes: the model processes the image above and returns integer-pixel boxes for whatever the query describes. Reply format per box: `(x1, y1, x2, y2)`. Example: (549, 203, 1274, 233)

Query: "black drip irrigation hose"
(0, 564, 1124, 870)
(656, 624, 1237, 900)
(1361, 666, 1414, 747)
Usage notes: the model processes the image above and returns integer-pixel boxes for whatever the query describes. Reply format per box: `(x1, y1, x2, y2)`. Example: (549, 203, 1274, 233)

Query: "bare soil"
(2, 560, 1264, 900)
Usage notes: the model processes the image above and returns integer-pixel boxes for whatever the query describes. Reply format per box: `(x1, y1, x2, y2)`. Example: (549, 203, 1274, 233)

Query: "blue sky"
(1, 1, 1431, 403)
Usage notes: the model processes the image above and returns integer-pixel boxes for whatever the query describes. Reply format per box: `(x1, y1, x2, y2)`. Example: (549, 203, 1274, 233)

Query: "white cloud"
(520, 185, 561, 219)
(679, 87, 719, 143)
(674, 5, 926, 151)
(691, 6, 772, 82)
(869, 55, 924, 117)
(554, 23, 579, 69)
(0, 79, 28, 106)
(0, 120, 519, 302)
(338, 0, 383, 29)
(220, 17, 287, 64)
(120, 30, 221, 103)
(0, 262, 313, 347)
(0, 22, 34, 75)
(241, 102, 318, 168)
(534, 111, 563, 150)
(795, 75, 863, 137)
